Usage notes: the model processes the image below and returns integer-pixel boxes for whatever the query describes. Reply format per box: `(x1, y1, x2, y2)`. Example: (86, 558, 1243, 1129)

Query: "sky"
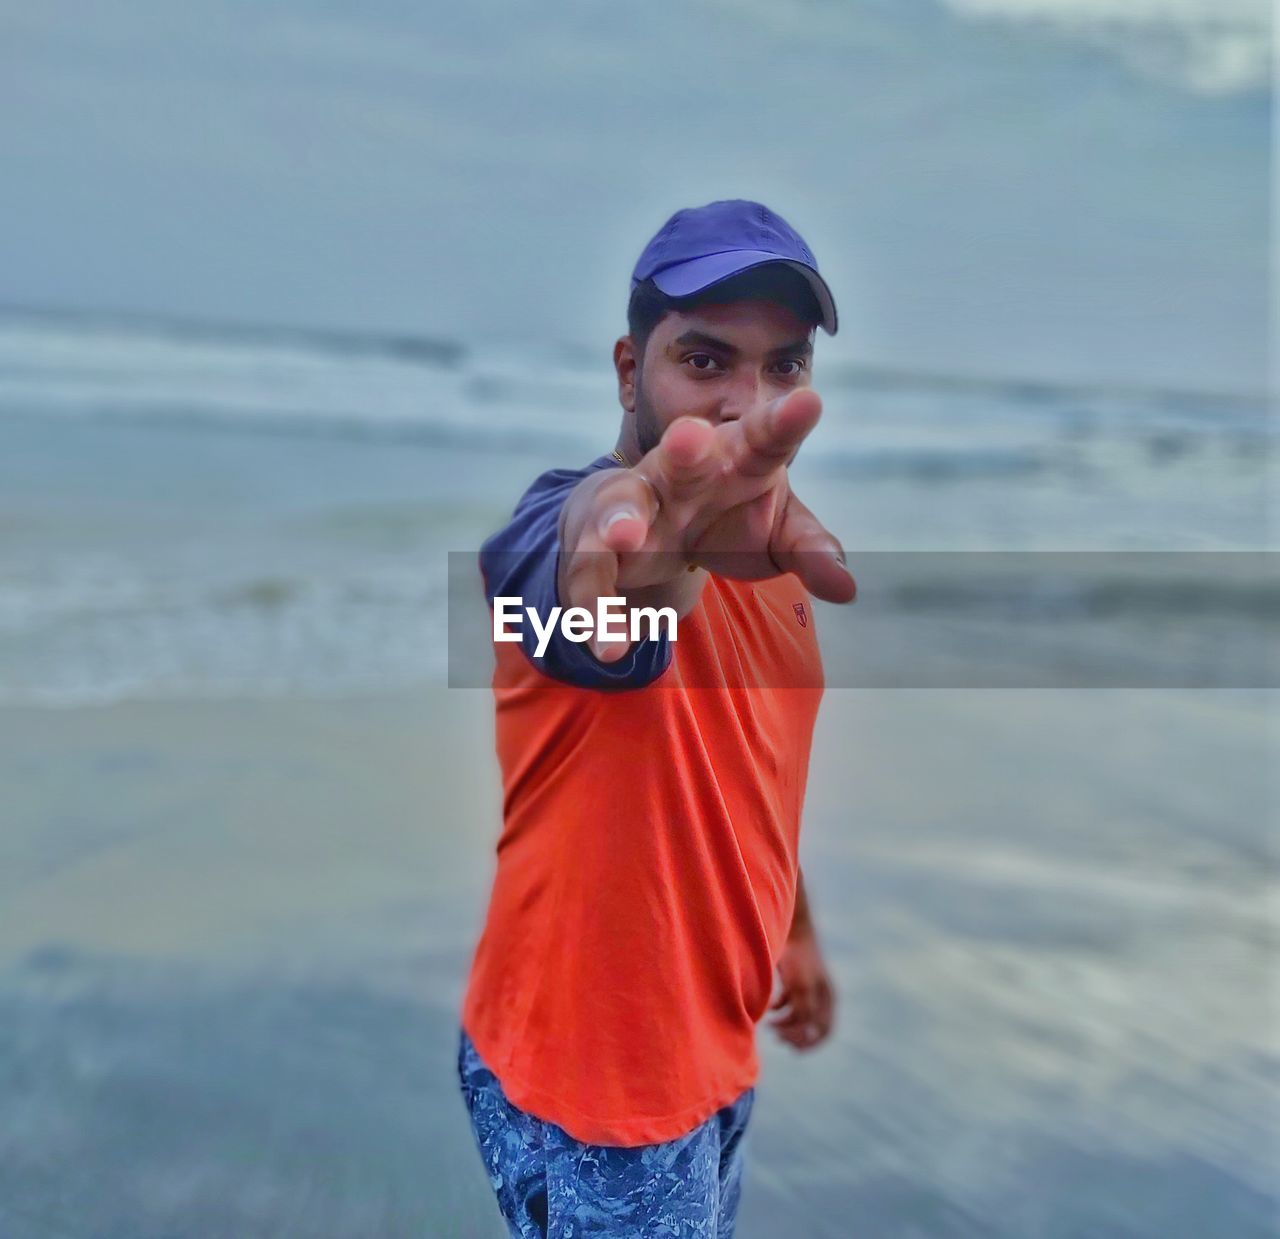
(0, 0, 1270, 394)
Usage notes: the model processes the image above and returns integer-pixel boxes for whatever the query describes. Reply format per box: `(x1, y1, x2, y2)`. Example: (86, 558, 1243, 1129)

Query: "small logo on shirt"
(793, 602, 808, 628)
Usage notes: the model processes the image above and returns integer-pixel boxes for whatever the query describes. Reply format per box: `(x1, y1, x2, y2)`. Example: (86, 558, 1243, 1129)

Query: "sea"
(0, 307, 1273, 705)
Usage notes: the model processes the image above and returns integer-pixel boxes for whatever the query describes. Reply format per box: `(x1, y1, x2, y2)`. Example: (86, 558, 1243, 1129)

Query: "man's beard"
(633, 369, 663, 458)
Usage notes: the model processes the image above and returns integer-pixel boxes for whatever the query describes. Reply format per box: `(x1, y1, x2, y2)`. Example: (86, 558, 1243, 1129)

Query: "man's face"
(619, 299, 815, 457)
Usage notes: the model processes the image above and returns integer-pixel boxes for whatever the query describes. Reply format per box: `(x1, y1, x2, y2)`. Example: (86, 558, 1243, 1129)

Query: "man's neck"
(613, 424, 642, 468)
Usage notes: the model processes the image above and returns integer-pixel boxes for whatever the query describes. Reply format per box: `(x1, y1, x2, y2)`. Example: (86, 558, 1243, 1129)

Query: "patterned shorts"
(457, 1026, 755, 1238)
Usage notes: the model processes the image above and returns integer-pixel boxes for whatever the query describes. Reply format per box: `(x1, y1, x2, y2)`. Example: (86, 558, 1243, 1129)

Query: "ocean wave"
(0, 567, 453, 707)
(0, 304, 466, 368)
(0, 396, 596, 458)
(811, 446, 1048, 481)
(0, 307, 1270, 484)
(873, 560, 1280, 622)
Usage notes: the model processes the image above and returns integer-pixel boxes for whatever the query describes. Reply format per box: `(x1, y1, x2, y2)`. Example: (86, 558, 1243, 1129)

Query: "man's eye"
(685, 354, 721, 373)
(773, 359, 806, 376)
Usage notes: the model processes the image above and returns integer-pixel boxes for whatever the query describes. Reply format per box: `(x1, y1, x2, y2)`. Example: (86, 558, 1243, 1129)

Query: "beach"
(1, 312, 1275, 1235)
(0, 691, 499, 1236)
(2, 688, 1274, 1236)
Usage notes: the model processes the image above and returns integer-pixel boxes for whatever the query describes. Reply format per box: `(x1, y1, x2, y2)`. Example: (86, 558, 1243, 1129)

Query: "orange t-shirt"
(460, 456, 823, 1146)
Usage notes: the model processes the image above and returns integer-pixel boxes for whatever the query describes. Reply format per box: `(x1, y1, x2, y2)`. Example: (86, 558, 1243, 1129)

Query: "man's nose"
(716, 373, 766, 424)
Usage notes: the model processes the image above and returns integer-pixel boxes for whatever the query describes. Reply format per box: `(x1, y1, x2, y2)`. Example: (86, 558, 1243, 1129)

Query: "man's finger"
(769, 490, 856, 604)
(775, 1023, 820, 1050)
(590, 472, 662, 555)
(768, 997, 816, 1030)
(644, 416, 720, 504)
(735, 389, 823, 479)
(561, 516, 641, 662)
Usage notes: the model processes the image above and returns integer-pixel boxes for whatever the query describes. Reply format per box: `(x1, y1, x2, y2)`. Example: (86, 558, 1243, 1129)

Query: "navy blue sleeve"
(478, 458, 674, 691)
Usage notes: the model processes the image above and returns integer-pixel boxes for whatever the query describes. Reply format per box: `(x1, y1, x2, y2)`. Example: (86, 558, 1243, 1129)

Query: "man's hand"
(558, 388, 856, 660)
(767, 928, 836, 1051)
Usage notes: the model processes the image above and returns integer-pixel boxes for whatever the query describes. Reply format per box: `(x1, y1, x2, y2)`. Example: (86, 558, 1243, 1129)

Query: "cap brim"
(648, 251, 838, 336)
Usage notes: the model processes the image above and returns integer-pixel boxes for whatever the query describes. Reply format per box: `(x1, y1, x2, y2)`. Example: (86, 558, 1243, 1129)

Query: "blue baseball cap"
(630, 199, 838, 336)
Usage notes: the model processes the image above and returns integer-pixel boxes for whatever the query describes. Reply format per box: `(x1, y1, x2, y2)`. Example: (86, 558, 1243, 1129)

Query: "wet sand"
(1, 689, 1275, 1236)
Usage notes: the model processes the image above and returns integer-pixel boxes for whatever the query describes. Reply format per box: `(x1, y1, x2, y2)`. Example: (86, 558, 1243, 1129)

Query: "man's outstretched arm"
(556, 388, 856, 662)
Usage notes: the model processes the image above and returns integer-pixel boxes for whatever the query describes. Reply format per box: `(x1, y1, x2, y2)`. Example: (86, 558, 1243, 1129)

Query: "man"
(457, 200, 854, 1237)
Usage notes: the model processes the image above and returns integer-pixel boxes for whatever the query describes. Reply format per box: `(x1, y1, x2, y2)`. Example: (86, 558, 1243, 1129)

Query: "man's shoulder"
(516, 454, 618, 507)
(481, 454, 618, 555)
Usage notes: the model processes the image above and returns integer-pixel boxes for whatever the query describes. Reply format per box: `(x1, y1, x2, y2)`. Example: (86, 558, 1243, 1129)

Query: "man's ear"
(614, 336, 638, 413)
